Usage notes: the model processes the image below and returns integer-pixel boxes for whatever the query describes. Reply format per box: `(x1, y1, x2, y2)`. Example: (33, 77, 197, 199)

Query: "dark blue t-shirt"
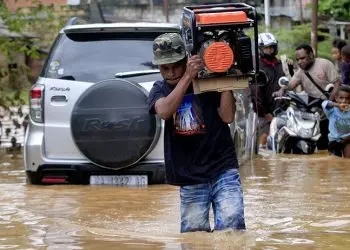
(148, 80, 239, 186)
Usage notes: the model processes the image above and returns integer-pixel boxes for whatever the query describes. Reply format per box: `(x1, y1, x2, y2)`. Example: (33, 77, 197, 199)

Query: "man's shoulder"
(153, 79, 165, 88)
(150, 80, 166, 92)
(292, 68, 303, 77)
(315, 58, 333, 67)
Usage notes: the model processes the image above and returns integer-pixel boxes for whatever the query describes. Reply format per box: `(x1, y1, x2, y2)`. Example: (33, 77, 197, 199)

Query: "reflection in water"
(0, 151, 350, 249)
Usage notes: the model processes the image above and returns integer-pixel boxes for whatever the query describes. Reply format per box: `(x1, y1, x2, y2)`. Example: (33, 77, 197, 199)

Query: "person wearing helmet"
(148, 33, 245, 233)
(250, 32, 293, 148)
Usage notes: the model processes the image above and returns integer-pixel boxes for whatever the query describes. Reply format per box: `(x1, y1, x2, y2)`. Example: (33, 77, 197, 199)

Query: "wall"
(5, 0, 68, 12)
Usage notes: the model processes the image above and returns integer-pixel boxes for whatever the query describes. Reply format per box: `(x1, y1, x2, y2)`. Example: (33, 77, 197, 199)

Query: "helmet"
(258, 33, 278, 58)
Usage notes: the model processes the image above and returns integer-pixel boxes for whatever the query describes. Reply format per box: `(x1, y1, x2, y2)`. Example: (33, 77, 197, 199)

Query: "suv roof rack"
(64, 17, 89, 27)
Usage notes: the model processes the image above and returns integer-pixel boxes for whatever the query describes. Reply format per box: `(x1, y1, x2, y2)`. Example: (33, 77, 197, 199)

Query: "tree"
(319, 0, 350, 21)
(0, 1, 62, 109)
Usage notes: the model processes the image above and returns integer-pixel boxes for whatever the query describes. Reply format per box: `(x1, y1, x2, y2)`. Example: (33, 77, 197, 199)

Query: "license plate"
(90, 175, 148, 186)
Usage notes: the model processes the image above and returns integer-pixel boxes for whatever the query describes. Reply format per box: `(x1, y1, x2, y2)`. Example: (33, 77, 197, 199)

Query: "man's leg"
(343, 141, 350, 158)
(258, 117, 270, 148)
(318, 119, 329, 150)
(328, 141, 344, 157)
(180, 183, 211, 233)
(212, 168, 246, 231)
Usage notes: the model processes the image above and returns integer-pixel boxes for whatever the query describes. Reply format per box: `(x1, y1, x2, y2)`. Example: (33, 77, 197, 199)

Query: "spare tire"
(71, 79, 160, 170)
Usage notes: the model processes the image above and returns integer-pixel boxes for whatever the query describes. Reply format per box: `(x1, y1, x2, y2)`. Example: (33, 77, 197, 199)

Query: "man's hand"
(287, 59, 294, 65)
(264, 113, 274, 122)
(184, 55, 202, 80)
(272, 88, 285, 97)
(330, 79, 341, 101)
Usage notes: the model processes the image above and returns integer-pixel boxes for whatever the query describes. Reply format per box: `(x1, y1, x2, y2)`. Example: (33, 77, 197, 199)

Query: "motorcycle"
(267, 77, 323, 154)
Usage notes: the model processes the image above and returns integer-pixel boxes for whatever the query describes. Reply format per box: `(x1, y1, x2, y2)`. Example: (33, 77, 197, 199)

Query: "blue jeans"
(180, 168, 246, 233)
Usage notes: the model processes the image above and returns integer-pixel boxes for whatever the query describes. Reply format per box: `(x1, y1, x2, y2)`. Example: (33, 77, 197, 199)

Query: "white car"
(24, 18, 257, 185)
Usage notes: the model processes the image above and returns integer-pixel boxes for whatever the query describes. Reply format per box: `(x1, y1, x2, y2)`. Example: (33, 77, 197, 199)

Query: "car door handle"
(51, 95, 68, 103)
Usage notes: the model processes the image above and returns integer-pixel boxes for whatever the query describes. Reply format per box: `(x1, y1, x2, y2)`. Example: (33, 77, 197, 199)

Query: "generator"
(181, 3, 259, 81)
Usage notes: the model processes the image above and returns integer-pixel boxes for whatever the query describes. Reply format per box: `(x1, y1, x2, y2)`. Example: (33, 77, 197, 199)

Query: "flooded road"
(1, 151, 350, 250)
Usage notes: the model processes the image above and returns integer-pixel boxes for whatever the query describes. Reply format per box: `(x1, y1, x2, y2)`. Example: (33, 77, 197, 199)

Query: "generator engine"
(182, 3, 259, 80)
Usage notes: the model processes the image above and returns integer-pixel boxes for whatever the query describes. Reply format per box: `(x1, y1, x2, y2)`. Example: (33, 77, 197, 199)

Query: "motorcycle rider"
(250, 32, 293, 148)
(274, 44, 341, 149)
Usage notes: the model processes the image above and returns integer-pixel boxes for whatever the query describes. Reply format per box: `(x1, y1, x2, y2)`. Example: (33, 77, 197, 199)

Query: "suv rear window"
(41, 32, 164, 83)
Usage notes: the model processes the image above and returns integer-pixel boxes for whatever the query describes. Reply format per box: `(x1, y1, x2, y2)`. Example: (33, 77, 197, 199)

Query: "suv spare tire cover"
(71, 79, 160, 170)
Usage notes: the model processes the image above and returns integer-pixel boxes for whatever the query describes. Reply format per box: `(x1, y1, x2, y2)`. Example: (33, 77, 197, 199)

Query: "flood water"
(1, 151, 350, 250)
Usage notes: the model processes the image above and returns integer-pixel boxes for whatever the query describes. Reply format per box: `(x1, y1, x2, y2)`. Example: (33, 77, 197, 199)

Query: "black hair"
(337, 85, 350, 95)
(341, 45, 350, 58)
(332, 39, 347, 51)
(296, 44, 314, 55)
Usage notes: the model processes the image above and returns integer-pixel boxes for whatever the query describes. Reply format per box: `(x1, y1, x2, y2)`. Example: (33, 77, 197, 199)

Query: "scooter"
(267, 77, 323, 154)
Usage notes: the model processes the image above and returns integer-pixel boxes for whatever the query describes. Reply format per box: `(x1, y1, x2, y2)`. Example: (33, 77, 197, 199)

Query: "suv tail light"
(30, 85, 44, 123)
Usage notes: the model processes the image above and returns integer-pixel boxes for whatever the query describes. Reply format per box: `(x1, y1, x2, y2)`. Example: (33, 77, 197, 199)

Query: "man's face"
(336, 91, 350, 105)
(159, 59, 186, 85)
(262, 46, 275, 56)
(296, 49, 314, 70)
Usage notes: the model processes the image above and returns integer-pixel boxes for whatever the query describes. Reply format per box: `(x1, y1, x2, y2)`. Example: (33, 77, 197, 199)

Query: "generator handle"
(183, 3, 254, 15)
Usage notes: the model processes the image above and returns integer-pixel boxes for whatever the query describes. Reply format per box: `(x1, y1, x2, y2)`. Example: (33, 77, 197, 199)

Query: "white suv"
(24, 19, 257, 185)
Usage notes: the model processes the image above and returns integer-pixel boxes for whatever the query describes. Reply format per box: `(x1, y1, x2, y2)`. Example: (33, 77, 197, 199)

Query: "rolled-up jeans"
(180, 168, 246, 233)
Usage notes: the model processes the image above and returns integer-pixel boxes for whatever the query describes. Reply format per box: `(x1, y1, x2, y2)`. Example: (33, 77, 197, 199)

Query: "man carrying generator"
(148, 33, 246, 233)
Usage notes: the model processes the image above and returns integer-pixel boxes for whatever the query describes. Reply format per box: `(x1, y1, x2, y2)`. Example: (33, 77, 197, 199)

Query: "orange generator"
(182, 3, 259, 81)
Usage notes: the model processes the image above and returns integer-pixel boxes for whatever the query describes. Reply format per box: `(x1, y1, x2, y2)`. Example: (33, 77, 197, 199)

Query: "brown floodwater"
(1, 151, 350, 250)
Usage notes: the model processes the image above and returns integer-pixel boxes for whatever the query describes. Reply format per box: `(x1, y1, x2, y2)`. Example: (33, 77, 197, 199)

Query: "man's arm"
(218, 91, 236, 124)
(154, 55, 201, 120)
(274, 72, 301, 97)
(330, 79, 341, 101)
(282, 77, 300, 91)
(155, 74, 192, 120)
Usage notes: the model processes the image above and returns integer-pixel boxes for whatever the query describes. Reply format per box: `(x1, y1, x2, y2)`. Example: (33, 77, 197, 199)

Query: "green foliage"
(272, 24, 312, 59)
(319, 0, 350, 21)
(247, 24, 333, 61)
(0, 1, 64, 108)
(318, 39, 333, 61)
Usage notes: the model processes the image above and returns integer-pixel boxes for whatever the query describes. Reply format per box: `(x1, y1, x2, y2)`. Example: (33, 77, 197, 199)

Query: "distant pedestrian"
(341, 45, 350, 86)
(332, 39, 347, 76)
